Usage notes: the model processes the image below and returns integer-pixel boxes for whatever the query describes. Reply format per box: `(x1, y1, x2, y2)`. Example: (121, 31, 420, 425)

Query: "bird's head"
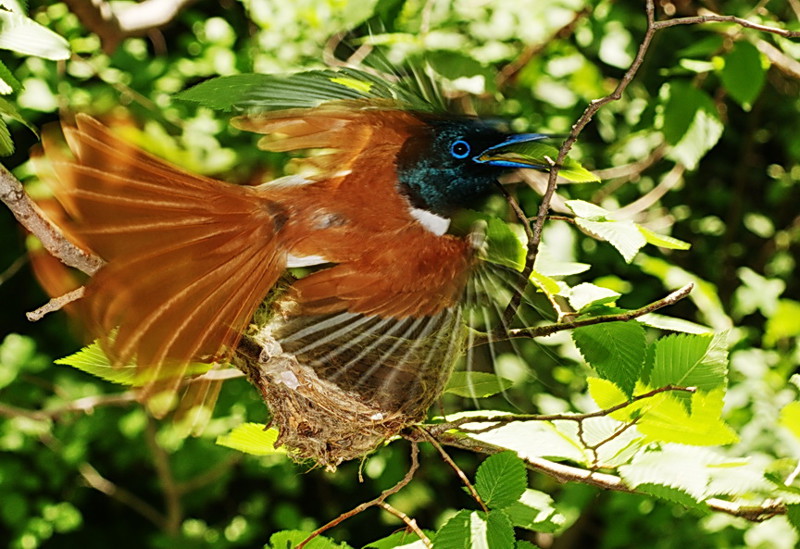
(396, 116, 550, 216)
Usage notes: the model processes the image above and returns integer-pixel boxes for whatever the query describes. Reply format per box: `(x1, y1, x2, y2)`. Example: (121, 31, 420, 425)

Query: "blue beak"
(473, 133, 553, 170)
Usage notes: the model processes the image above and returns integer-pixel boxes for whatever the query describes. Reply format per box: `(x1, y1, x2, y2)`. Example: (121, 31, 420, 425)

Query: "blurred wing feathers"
(44, 114, 286, 394)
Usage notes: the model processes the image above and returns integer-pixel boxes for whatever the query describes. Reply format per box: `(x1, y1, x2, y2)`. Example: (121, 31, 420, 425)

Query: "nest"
(234, 313, 461, 470)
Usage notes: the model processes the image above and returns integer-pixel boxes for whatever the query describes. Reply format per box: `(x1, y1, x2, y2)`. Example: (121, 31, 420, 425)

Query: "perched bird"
(39, 67, 575, 465)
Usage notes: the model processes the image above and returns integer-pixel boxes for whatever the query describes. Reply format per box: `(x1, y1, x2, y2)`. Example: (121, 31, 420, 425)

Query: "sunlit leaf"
(504, 489, 565, 533)
(637, 226, 691, 250)
(636, 389, 738, 446)
(568, 282, 620, 311)
(0, 10, 70, 60)
(475, 451, 527, 509)
(576, 218, 647, 263)
(364, 531, 431, 549)
(267, 530, 353, 549)
(215, 423, 285, 456)
(445, 372, 514, 398)
(661, 81, 723, 170)
(465, 420, 587, 465)
(649, 332, 728, 406)
(780, 402, 800, 441)
(764, 299, 800, 346)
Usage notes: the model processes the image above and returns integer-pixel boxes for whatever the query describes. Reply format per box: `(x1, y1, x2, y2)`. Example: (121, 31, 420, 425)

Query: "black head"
(395, 116, 548, 216)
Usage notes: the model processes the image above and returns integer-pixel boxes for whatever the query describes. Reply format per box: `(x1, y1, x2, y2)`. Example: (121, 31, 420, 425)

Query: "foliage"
(0, 0, 799, 548)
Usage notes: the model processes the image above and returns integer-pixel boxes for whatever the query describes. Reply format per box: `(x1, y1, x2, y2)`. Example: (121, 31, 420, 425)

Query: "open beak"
(473, 133, 554, 170)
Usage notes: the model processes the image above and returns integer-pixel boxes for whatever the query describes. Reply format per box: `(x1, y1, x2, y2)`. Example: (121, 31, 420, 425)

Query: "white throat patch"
(410, 207, 451, 236)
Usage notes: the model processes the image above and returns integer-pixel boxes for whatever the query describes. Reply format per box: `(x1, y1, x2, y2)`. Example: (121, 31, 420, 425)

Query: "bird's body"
(40, 73, 558, 464)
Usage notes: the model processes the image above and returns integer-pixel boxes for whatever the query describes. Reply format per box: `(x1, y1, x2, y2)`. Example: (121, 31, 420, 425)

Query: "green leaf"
(575, 218, 647, 263)
(0, 117, 12, 155)
(0, 10, 70, 60)
(267, 530, 353, 549)
(55, 341, 213, 386)
(445, 372, 514, 398)
(718, 40, 768, 111)
(365, 530, 431, 548)
(481, 141, 599, 183)
(637, 226, 691, 250)
(504, 489, 566, 533)
(475, 451, 527, 510)
(568, 282, 620, 312)
(635, 314, 713, 335)
(649, 332, 728, 400)
(464, 419, 587, 464)
(634, 483, 706, 511)
(789, 504, 800, 534)
(0, 59, 21, 94)
(485, 511, 515, 548)
(780, 402, 800, 441)
(661, 81, 723, 170)
(636, 388, 738, 446)
(434, 510, 473, 548)
(764, 299, 800, 346)
(0, 95, 38, 135)
(572, 321, 647, 396)
(215, 423, 285, 456)
(565, 199, 608, 220)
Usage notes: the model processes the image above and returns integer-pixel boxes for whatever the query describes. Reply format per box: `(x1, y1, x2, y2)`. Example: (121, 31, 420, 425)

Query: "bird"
(38, 66, 571, 465)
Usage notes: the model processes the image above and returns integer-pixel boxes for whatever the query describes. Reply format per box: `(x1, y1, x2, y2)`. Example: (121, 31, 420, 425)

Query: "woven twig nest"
(234, 301, 464, 470)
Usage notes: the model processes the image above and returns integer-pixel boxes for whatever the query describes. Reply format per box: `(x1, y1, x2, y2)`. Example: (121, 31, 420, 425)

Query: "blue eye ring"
(450, 139, 471, 159)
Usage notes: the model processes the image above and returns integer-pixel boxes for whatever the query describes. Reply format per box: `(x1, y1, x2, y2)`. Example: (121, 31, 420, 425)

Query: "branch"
(431, 432, 788, 522)
(477, 283, 693, 347)
(26, 286, 86, 321)
(0, 163, 102, 276)
(651, 12, 800, 38)
(0, 392, 136, 420)
(62, 0, 197, 53)
(427, 384, 696, 435)
(298, 442, 421, 549)
(377, 502, 433, 548)
(145, 418, 182, 537)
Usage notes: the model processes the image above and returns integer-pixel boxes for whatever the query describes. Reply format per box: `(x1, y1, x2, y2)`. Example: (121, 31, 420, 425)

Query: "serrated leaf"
(485, 511, 515, 548)
(0, 10, 70, 60)
(635, 483, 706, 511)
(55, 341, 213, 386)
(568, 282, 620, 312)
(565, 199, 609, 220)
(649, 332, 728, 401)
(0, 117, 12, 155)
(365, 531, 431, 549)
(637, 225, 691, 250)
(789, 504, 800, 534)
(475, 451, 527, 510)
(0, 60, 21, 94)
(576, 218, 647, 263)
(445, 372, 514, 398)
(433, 510, 474, 549)
(619, 446, 717, 500)
(780, 402, 800, 441)
(504, 489, 565, 533)
(529, 270, 561, 295)
(718, 41, 768, 111)
(636, 314, 713, 335)
(0, 95, 38, 135)
(267, 530, 353, 549)
(464, 420, 587, 465)
(636, 388, 738, 446)
(215, 423, 285, 456)
(572, 321, 647, 396)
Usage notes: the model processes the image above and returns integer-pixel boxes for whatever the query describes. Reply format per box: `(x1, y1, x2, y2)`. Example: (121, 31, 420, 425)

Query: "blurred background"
(0, 0, 799, 547)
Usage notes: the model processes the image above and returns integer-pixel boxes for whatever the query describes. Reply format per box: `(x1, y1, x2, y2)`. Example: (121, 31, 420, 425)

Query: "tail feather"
(43, 114, 286, 397)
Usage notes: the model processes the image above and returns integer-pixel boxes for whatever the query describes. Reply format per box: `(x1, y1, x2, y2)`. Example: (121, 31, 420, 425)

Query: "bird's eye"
(449, 140, 471, 159)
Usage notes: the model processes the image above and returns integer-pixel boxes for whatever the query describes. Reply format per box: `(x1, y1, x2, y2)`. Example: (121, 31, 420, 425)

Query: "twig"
(145, 418, 182, 537)
(377, 502, 433, 548)
(26, 287, 86, 321)
(614, 163, 687, 219)
(0, 392, 136, 420)
(477, 283, 693, 347)
(298, 442, 420, 549)
(651, 12, 800, 38)
(432, 432, 788, 522)
(0, 164, 102, 276)
(414, 426, 488, 512)
(0, 254, 28, 286)
(427, 384, 695, 435)
(62, 0, 197, 53)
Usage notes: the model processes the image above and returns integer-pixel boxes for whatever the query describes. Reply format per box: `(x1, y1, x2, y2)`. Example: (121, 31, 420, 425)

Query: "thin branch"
(432, 432, 788, 522)
(0, 392, 136, 421)
(62, 0, 197, 53)
(427, 385, 695, 435)
(415, 426, 488, 512)
(26, 286, 86, 321)
(477, 283, 693, 347)
(0, 164, 102, 276)
(145, 418, 182, 537)
(0, 254, 28, 286)
(377, 502, 433, 549)
(652, 12, 800, 38)
(614, 163, 687, 219)
(298, 442, 420, 549)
